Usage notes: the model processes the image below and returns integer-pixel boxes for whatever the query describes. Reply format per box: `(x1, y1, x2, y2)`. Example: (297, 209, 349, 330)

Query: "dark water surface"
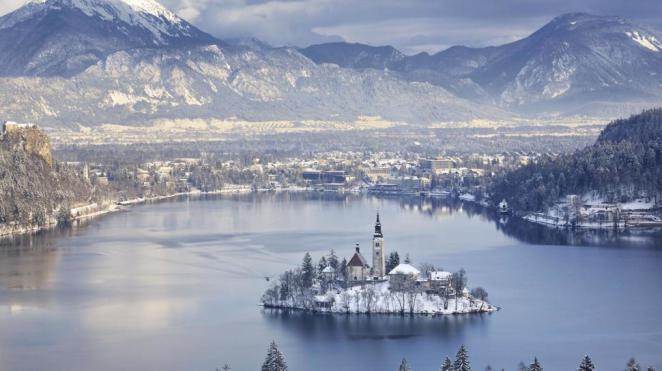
(1, 193, 661, 371)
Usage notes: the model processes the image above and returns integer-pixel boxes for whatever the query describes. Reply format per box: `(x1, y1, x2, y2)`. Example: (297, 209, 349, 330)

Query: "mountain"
(300, 42, 406, 70)
(0, 45, 501, 128)
(301, 13, 662, 115)
(0, 0, 217, 76)
(0, 0, 498, 127)
(489, 108, 662, 212)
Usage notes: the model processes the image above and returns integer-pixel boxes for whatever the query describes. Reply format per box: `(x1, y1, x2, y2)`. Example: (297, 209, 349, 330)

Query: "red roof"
(348, 251, 368, 267)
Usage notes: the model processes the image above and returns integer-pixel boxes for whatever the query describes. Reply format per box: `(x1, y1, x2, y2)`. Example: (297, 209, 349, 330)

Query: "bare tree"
(362, 285, 377, 313)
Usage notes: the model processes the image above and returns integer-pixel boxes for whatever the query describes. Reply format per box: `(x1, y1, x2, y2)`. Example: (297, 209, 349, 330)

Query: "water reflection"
(262, 309, 492, 341)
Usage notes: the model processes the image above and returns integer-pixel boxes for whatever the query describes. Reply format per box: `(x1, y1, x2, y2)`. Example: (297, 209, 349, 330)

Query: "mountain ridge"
(301, 13, 662, 114)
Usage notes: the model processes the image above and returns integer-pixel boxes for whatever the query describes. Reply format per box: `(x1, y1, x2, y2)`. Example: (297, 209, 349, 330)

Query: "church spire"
(374, 212, 383, 237)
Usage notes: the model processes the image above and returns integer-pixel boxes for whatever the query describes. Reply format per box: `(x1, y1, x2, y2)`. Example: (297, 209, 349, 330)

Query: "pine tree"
(440, 357, 452, 371)
(529, 357, 542, 371)
(398, 358, 412, 371)
(328, 249, 339, 269)
(317, 256, 328, 277)
(625, 358, 640, 371)
(453, 345, 471, 371)
(261, 341, 288, 371)
(578, 355, 595, 371)
(301, 253, 315, 288)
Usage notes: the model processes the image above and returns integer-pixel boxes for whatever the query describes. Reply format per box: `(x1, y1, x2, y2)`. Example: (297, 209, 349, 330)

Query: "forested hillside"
(490, 109, 662, 212)
(0, 125, 92, 230)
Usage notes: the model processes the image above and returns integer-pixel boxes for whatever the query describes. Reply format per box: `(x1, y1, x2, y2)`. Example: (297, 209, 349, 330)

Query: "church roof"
(388, 263, 420, 276)
(348, 250, 368, 267)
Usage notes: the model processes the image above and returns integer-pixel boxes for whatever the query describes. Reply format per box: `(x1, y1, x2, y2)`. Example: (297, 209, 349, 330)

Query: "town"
(261, 214, 495, 315)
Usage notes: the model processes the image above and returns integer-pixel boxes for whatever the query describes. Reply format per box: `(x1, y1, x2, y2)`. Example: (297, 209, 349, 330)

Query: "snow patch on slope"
(21, 0, 191, 43)
(625, 31, 662, 52)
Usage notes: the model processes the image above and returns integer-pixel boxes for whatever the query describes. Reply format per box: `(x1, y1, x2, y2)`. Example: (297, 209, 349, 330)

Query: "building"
(348, 244, 370, 282)
(364, 167, 391, 181)
(372, 213, 385, 278)
(420, 158, 454, 174)
(427, 271, 454, 296)
(388, 263, 420, 291)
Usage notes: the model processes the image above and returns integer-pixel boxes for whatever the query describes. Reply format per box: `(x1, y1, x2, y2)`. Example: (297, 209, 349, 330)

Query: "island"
(261, 214, 497, 315)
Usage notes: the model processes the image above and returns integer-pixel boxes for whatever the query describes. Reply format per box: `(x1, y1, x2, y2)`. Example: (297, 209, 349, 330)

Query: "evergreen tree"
(398, 358, 412, 371)
(301, 253, 315, 288)
(317, 256, 328, 277)
(625, 358, 640, 371)
(261, 341, 288, 371)
(647, 367, 655, 371)
(578, 355, 595, 371)
(328, 249, 339, 269)
(339, 258, 348, 282)
(440, 357, 452, 371)
(453, 345, 471, 371)
(386, 252, 400, 273)
(529, 357, 542, 371)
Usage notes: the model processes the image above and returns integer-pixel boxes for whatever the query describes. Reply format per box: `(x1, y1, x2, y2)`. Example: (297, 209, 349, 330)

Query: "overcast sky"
(2, 0, 662, 54)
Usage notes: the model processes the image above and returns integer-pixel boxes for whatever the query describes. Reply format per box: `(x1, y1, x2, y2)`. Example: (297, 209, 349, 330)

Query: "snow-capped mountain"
(0, 0, 217, 76)
(301, 13, 662, 115)
(0, 44, 501, 127)
(0, 0, 496, 125)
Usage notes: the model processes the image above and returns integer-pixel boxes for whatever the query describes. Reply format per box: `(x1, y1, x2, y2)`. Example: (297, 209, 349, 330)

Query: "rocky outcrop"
(1, 121, 53, 166)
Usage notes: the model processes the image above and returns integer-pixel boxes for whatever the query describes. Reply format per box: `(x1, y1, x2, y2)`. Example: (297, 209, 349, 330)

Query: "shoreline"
(261, 303, 499, 317)
(0, 187, 257, 239)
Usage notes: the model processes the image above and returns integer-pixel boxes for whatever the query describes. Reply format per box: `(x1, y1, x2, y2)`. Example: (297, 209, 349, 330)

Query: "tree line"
(219, 341, 657, 371)
(489, 109, 662, 212)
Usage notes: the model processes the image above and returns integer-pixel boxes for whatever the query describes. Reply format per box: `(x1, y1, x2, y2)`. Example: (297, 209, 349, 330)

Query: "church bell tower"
(372, 213, 385, 278)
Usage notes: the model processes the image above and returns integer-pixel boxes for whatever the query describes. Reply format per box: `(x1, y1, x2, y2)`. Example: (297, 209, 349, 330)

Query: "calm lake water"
(1, 193, 661, 371)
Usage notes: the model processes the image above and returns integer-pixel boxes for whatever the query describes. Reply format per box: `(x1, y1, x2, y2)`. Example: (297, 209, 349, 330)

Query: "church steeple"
(372, 212, 385, 277)
(374, 212, 383, 237)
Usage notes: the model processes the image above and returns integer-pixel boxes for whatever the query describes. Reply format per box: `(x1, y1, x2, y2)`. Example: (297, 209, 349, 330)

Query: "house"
(348, 244, 370, 283)
(388, 263, 420, 291)
(427, 271, 454, 296)
(321, 266, 336, 282)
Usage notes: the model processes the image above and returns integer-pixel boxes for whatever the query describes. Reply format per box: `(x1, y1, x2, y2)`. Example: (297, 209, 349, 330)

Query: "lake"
(1, 193, 661, 371)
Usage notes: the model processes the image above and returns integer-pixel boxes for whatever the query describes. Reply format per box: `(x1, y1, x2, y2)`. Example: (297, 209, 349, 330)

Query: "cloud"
(3, 0, 662, 53)
(0, 0, 25, 15)
(159, 0, 662, 53)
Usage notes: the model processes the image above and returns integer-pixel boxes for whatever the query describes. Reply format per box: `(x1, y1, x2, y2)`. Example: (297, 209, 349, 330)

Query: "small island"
(262, 214, 497, 315)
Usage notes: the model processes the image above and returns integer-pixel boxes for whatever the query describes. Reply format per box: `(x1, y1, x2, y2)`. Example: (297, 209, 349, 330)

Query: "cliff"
(1, 121, 53, 166)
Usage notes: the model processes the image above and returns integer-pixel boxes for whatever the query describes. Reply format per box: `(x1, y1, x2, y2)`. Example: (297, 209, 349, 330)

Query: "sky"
(2, 0, 662, 54)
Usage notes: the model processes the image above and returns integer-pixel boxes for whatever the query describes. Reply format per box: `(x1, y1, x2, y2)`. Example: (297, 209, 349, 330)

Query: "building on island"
(347, 244, 369, 282)
(372, 213, 385, 278)
(388, 262, 420, 290)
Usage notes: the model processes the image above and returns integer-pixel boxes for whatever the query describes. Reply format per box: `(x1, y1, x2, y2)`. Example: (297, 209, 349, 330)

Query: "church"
(347, 213, 386, 282)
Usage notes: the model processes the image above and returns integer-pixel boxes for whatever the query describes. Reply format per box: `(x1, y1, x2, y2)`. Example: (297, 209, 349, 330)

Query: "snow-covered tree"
(328, 249, 339, 269)
(301, 253, 315, 289)
(440, 357, 452, 371)
(529, 357, 543, 371)
(453, 345, 472, 371)
(261, 341, 288, 371)
(625, 358, 640, 371)
(317, 256, 328, 277)
(398, 358, 412, 371)
(578, 355, 595, 371)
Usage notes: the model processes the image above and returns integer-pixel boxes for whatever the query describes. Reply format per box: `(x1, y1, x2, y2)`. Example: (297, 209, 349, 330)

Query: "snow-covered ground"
(523, 194, 661, 230)
(265, 280, 497, 316)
